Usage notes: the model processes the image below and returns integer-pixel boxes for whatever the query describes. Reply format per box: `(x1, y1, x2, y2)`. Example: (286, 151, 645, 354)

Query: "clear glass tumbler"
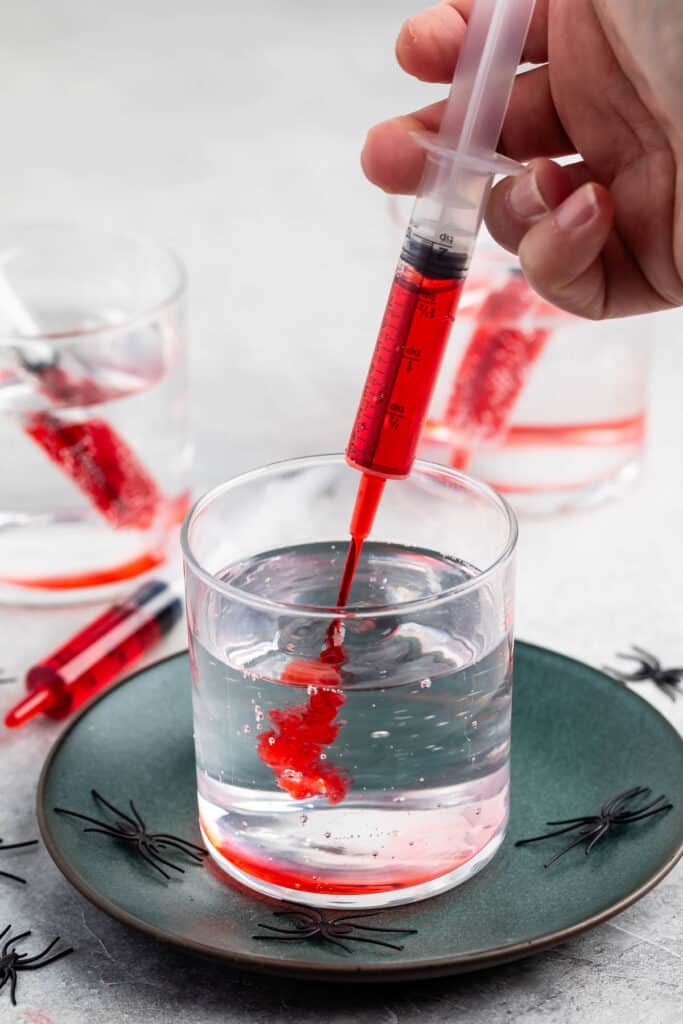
(386, 199, 652, 515)
(0, 224, 191, 602)
(182, 454, 517, 908)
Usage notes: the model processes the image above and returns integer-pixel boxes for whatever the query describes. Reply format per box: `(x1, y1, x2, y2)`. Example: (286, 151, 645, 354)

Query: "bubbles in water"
(392, 795, 406, 803)
(371, 730, 390, 739)
(243, 725, 251, 734)
(268, 735, 275, 745)
(254, 705, 264, 722)
(418, 777, 425, 783)
(300, 814, 308, 825)
(324, 831, 331, 839)
(319, 753, 327, 760)
(420, 678, 432, 689)
(307, 685, 318, 696)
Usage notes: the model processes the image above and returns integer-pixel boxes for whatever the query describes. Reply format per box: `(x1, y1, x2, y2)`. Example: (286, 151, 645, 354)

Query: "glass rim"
(181, 454, 518, 620)
(0, 221, 187, 345)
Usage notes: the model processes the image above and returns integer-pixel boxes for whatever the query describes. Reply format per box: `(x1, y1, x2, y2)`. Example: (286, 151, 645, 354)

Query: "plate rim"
(37, 642, 683, 983)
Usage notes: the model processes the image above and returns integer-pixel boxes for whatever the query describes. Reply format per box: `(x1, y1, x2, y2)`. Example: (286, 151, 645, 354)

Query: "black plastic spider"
(54, 790, 207, 881)
(604, 645, 683, 701)
(516, 786, 672, 867)
(0, 925, 73, 1006)
(0, 837, 39, 885)
(253, 904, 418, 953)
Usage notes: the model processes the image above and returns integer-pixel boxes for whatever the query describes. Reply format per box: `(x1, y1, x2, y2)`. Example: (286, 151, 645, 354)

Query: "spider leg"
(614, 794, 669, 818)
(256, 923, 317, 936)
(91, 791, 139, 830)
(602, 787, 650, 817)
(80, 827, 136, 842)
(151, 838, 206, 861)
(321, 935, 352, 953)
(152, 835, 208, 860)
(544, 830, 598, 868)
(15, 946, 73, 971)
(274, 907, 322, 925)
(9, 969, 17, 1007)
(148, 835, 204, 851)
(544, 816, 599, 826)
(630, 646, 660, 671)
(616, 804, 672, 824)
(134, 843, 172, 880)
(336, 923, 418, 936)
(0, 925, 10, 942)
(0, 840, 39, 852)
(54, 808, 115, 830)
(128, 800, 148, 833)
(17, 936, 59, 963)
(142, 842, 185, 874)
(330, 911, 386, 922)
(584, 823, 610, 855)
(4, 931, 30, 959)
(343, 934, 407, 951)
(0, 870, 27, 885)
(602, 667, 647, 685)
(515, 822, 592, 846)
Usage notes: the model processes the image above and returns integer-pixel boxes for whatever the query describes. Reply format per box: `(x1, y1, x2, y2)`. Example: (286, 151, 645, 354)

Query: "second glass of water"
(183, 455, 517, 908)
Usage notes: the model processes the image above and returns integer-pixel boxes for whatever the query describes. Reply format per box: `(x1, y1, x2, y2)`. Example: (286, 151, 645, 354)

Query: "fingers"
(396, 2, 472, 84)
(485, 159, 590, 252)
(486, 161, 615, 318)
(362, 67, 574, 195)
(395, 0, 549, 84)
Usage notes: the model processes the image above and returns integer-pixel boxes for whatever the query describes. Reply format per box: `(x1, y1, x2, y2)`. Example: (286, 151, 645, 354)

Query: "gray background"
(1, 1, 683, 1021)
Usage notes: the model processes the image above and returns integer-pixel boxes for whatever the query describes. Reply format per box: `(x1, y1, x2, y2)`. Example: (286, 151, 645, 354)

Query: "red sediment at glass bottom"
(200, 817, 502, 896)
(0, 493, 190, 591)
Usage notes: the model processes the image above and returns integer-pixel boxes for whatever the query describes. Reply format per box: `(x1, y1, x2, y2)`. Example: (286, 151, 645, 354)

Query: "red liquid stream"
(4, 580, 182, 727)
(256, 257, 465, 807)
(22, 362, 161, 530)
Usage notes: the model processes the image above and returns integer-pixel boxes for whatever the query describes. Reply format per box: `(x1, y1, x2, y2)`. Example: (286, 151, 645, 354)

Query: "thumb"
(517, 183, 615, 319)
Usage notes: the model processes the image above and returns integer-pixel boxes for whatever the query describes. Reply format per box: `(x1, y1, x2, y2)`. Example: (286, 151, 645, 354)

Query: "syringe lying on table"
(337, 0, 536, 603)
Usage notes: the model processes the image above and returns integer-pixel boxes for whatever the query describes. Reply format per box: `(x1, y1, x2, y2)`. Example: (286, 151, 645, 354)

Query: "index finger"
(396, 0, 550, 85)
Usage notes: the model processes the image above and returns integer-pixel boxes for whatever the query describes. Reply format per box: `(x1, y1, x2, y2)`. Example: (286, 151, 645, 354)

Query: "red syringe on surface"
(340, 0, 537, 593)
(4, 579, 182, 728)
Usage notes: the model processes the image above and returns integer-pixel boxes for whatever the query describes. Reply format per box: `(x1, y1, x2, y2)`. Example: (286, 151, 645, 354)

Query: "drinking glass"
(386, 198, 652, 514)
(182, 454, 517, 908)
(0, 224, 191, 602)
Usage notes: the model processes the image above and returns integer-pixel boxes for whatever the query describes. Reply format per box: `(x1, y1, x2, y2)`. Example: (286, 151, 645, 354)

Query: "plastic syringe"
(337, 0, 535, 603)
(4, 579, 182, 728)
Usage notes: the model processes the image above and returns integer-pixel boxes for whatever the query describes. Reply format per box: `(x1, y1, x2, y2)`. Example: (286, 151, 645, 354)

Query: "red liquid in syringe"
(342, 233, 468, 586)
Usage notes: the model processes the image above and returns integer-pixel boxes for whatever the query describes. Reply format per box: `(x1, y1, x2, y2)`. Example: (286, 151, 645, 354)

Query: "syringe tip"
(4, 687, 55, 728)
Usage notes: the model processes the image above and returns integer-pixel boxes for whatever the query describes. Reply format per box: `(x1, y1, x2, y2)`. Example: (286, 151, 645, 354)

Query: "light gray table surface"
(2, 2, 683, 1021)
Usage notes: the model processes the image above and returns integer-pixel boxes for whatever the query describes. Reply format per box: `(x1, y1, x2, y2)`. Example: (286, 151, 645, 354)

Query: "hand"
(361, 0, 683, 319)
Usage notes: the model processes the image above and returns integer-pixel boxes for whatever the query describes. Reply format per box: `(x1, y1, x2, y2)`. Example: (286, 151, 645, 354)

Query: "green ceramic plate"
(37, 643, 683, 983)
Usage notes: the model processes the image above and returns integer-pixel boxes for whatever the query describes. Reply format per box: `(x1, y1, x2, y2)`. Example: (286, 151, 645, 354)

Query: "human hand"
(361, 0, 683, 319)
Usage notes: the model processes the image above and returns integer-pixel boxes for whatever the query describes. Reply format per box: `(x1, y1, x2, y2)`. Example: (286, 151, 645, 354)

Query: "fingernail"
(555, 186, 599, 231)
(508, 168, 549, 221)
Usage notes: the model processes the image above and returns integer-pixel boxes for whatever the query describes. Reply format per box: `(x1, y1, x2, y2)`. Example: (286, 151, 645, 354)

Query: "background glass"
(0, 224, 191, 603)
(387, 199, 652, 515)
(183, 455, 517, 908)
